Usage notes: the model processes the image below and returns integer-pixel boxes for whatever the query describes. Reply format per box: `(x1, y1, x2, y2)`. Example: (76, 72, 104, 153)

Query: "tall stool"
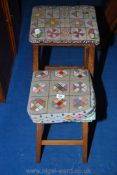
(28, 5, 99, 163)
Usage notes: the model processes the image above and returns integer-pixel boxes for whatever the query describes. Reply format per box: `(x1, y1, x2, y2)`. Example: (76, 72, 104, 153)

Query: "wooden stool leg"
(84, 47, 89, 69)
(32, 44, 40, 71)
(88, 45, 95, 76)
(82, 122, 88, 163)
(36, 123, 42, 163)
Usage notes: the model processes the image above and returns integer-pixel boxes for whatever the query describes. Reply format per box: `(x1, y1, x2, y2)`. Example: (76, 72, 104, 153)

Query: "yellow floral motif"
(46, 18, 59, 27)
(70, 19, 85, 28)
(33, 9, 44, 18)
(62, 30, 70, 37)
(61, 28, 70, 38)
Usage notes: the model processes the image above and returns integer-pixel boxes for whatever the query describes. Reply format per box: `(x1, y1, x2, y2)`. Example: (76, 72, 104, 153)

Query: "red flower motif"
(73, 29, 84, 37)
(47, 29, 60, 38)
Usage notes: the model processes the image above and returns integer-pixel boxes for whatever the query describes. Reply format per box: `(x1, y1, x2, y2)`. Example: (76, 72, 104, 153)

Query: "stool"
(29, 5, 100, 73)
(28, 5, 99, 163)
(27, 66, 96, 163)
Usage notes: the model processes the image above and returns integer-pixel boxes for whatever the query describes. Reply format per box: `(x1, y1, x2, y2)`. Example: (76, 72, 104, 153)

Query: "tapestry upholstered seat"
(29, 5, 99, 45)
(27, 68, 95, 124)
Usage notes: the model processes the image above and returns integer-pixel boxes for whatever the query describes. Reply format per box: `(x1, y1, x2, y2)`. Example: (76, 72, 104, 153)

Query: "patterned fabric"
(27, 69, 96, 123)
(35, 71, 49, 79)
(73, 82, 87, 93)
(52, 98, 67, 109)
(53, 82, 67, 93)
(30, 98, 46, 111)
(55, 70, 68, 78)
(73, 97, 88, 110)
(29, 6, 100, 45)
(33, 83, 47, 93)
(73, 69, 88, 77)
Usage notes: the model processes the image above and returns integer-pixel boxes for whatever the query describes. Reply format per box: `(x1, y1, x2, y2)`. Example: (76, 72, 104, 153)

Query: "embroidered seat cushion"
(27, 69, 96, 123)
(29, 5, 100, 45)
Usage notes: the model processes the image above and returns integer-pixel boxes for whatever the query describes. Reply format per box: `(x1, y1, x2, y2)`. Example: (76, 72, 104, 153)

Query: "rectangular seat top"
(29, 5, 100, 45)
(27, 69, 96, 123)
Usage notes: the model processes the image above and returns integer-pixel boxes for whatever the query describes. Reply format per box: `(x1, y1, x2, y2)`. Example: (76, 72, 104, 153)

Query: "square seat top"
(29, 5, 100, 45)
(27, 69, 96, 123)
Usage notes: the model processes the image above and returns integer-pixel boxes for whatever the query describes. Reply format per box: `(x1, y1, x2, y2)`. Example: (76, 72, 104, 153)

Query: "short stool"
(27, 66, 96, 163)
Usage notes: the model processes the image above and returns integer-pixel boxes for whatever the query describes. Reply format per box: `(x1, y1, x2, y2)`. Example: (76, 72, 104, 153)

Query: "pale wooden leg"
(84, 47, 89, 69)
(88, 45, 95, 76)
(82, 122, 88, 163)
(32, 44, 39, 71)
(36, 123, 42, 163)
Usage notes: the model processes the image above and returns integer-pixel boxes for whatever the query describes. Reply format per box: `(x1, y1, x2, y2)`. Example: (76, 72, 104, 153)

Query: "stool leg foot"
(36, 123, 42, 163)
(82, 122, 88, 163)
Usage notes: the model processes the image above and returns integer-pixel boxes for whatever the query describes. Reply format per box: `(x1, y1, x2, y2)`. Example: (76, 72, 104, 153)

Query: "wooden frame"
(31, 42, 95, 163)
(36, 122, 88, 163)
(32, 43, 95, 75)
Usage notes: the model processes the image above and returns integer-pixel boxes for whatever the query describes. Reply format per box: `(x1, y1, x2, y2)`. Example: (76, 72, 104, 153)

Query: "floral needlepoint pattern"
(55, 70, 68, 78)
(30, 98, 46, 111)
(70, 19, 85, 28)
(85, 19, 96, 28)
(73, 82, 87, 93)
(52, 98, 67, 109)
(46, 28, 60, 39)
(73, 97, 88, 110)
(35, 71, 49, 79)
(74, 69, 88, 78)
(87, 28, 98, 39)
(29, 6, 100, 44)
(53, 82, 67, 93)
(31, 28, 43, 38)
(33, 8, 45, 18)
(45, 18, 59, 27)
(61, 28, 71, 39)
(71, 28, 86, 40)
(60, 19, 70, 27)
(60, 7, 69, 18)
(33, 83, 47, 94)
(27, 69, 96, 123)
